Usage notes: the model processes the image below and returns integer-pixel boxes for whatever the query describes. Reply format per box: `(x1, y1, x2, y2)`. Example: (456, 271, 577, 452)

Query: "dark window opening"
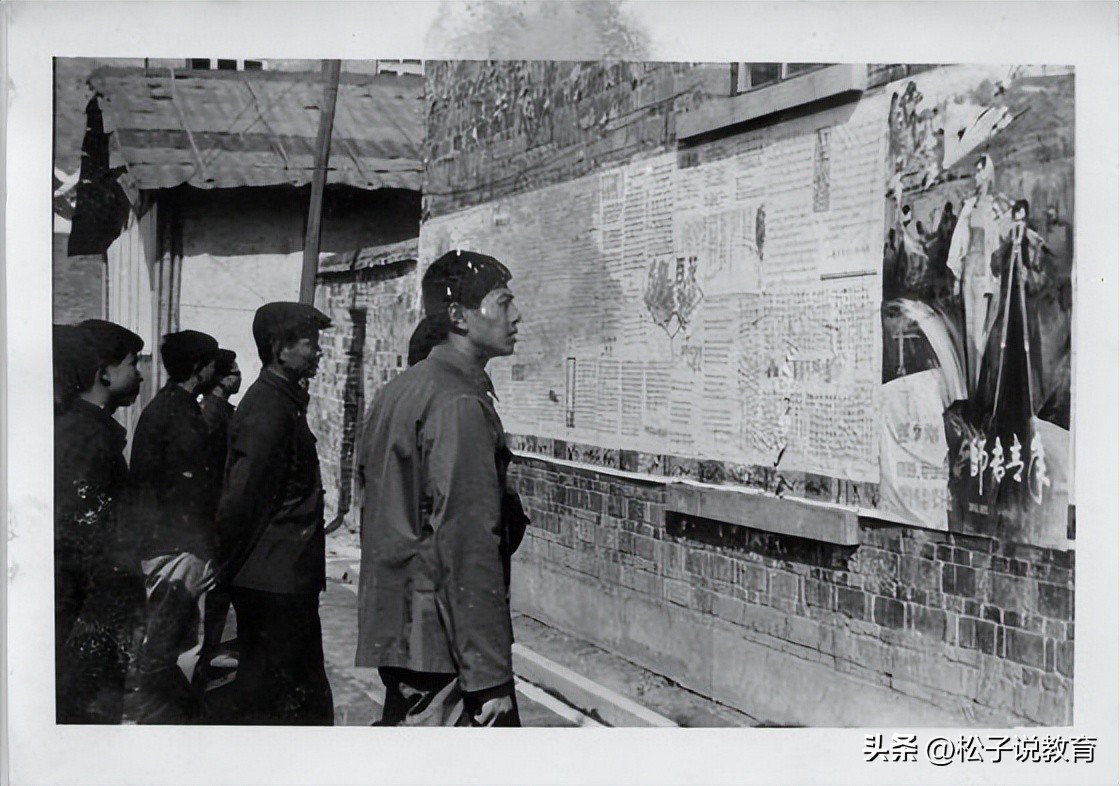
(745, 63, 781, 90)
(188, 58, 211, 70)
(243, 60, 264, 71)
(217, 59, 238, 71)
(732, 62, 833, 95)
(785, 63, 826, 77)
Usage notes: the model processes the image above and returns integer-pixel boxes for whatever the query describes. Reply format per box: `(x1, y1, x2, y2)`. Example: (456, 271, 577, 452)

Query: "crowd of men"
(53, 249, 528, 727)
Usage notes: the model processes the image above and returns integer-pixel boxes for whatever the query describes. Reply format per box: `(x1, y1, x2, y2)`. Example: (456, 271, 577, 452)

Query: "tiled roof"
(318, 237, 420, 275)
(88, 66, 423, 192)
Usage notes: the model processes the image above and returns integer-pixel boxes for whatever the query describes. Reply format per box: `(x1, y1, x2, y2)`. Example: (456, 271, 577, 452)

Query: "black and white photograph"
(4, 2, 1118, 784)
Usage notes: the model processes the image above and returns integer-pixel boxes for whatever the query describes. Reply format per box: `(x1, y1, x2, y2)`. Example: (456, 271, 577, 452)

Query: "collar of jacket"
(260, 366, 310, 411)
(69, 397, 127, 453)
(201, 392, 235, 412)
(426, 343, 497, 400)
(161, 379, 203, 411)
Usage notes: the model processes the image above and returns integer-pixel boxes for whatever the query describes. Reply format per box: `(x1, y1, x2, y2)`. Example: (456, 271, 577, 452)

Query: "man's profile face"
(105, 352, 143, 407)
(222, 362, 242, 395)
(464, 286, 521, 359)
(279, 333, 322, 379)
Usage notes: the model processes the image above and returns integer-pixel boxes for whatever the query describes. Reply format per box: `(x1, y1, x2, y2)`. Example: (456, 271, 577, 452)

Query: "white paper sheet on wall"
(420, 99, 887, 483)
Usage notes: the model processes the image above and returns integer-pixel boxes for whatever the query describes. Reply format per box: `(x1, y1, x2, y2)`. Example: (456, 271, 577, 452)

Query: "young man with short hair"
(199, 348, 241, 448)
(193, 347, 242, 692)
(357, 249, 527, 727)
(54, 320, 145, 723)
(215, 302, 335, 725)
(128, 329, 222, 723)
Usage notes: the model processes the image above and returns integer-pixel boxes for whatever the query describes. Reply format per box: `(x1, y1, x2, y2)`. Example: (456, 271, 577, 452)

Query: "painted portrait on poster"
(878, 66, 1073, 546)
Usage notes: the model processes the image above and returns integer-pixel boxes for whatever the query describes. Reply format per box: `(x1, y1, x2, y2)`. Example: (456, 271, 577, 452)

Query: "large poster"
(878, 66, 1073, 545)
(420, 92, 886, 485)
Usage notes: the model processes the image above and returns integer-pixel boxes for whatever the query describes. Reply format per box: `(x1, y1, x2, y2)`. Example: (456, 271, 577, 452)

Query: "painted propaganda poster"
(878, 66, 1073, 547)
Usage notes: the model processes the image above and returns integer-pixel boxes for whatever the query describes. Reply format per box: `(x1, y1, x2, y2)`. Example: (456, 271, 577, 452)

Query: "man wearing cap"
(215, 302, 334, 725)
(129, 329, 222, 723)
(199, 348, 241, 457)
(54, 320, 145, 723)
(193, 348, 241, 691)
(357, 249, 527, 727)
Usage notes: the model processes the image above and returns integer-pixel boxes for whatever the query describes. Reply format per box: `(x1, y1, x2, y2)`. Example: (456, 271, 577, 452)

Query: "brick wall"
(52, 233, 104, 323)
(308, 256, 421, 526)
(424, 60, 727, 218)
(419, 67, 887, 504)
(421, 61, 1075, 725)
(510, 457, 1073, 725)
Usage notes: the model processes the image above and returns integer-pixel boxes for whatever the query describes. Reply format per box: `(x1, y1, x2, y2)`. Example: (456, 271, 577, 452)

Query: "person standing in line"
(356, 249, 528, 727)
(199, 348, 241, 460)
(215, 302, 335, 725)
(128, 330, 221, 723)
(54, 320, 145, 723)
(193, 348, 242, 692)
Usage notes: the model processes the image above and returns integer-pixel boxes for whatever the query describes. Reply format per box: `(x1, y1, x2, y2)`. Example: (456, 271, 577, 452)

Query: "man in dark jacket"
(54, 320, 145, 723)
(199, 348, 241, 457)
(357, 249, 527, 727)
(129, 329, 221, 723)
(194, 348, 241, 690)
(215, 302, 334, 725)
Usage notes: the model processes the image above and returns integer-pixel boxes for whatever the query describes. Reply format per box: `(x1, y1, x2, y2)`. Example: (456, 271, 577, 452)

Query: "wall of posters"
(421, 87, 887, 485)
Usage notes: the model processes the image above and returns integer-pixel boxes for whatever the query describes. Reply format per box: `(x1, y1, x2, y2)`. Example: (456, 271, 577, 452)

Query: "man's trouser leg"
(193, 587, 233, 690)
(57, 571, 145, 724)
(132, 553, 210, 724)
(54, 563, 86, 723)
(377, 668, 521, 727)
(228, 587, 334, 725)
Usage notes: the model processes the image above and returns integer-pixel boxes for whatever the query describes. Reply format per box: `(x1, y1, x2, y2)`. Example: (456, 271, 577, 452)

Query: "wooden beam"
(299, 59, 342, 304)
(666, 484, 860, 545)
(677, 64, 868, 141)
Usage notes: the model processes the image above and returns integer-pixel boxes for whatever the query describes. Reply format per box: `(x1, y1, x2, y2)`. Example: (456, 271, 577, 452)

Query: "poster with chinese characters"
(878, 65, 1073, 546)
(420, 95, 886, 486)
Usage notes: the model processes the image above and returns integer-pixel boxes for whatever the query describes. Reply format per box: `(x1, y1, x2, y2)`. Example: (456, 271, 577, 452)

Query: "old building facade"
(416, 61, 1075, 726)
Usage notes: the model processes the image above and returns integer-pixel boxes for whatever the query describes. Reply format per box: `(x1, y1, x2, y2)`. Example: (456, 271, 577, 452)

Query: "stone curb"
(511, 643, 679, 728)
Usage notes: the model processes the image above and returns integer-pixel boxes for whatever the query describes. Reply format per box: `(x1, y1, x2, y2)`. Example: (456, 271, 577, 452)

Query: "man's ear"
(447, 302, 468, 331)
(271, 338, 287, 365)
(96, 364, 112, 388)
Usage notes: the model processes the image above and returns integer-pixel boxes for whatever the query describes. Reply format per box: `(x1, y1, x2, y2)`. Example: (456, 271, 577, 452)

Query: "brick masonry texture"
(510, 456, 1073, 725)
(319, 61, 1074, 725)
(424, 60, 728, 219)
(307, 258, 421, 525)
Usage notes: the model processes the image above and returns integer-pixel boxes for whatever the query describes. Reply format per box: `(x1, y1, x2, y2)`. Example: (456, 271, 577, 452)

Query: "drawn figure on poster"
(880, 70, 1073, 540)
(974, 199, 1047, 427)
(946, 153, 1010, 389)
(644, 254, 704, 338)
(890, 79, 1026, 198)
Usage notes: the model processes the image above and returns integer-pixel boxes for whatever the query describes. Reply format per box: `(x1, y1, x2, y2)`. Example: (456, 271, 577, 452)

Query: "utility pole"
(299, 59, 342, 304)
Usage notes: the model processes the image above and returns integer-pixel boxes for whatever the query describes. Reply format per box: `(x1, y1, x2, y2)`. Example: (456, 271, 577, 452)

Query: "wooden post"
(299, 59, 342, 305)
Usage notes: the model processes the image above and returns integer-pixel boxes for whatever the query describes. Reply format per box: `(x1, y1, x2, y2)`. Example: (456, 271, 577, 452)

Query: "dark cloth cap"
(161, 330, 219, 369)
(214, 348, 238, 378)
(407, 314, 445, 366)
(421, 250, 511, 316)
(76, 319, 144, 367)
(252, 302, 331, 347)
(54, 324, 99, 404)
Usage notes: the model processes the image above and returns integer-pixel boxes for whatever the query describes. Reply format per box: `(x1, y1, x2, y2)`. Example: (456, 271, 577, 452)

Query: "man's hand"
(472, 694, 516, 726)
